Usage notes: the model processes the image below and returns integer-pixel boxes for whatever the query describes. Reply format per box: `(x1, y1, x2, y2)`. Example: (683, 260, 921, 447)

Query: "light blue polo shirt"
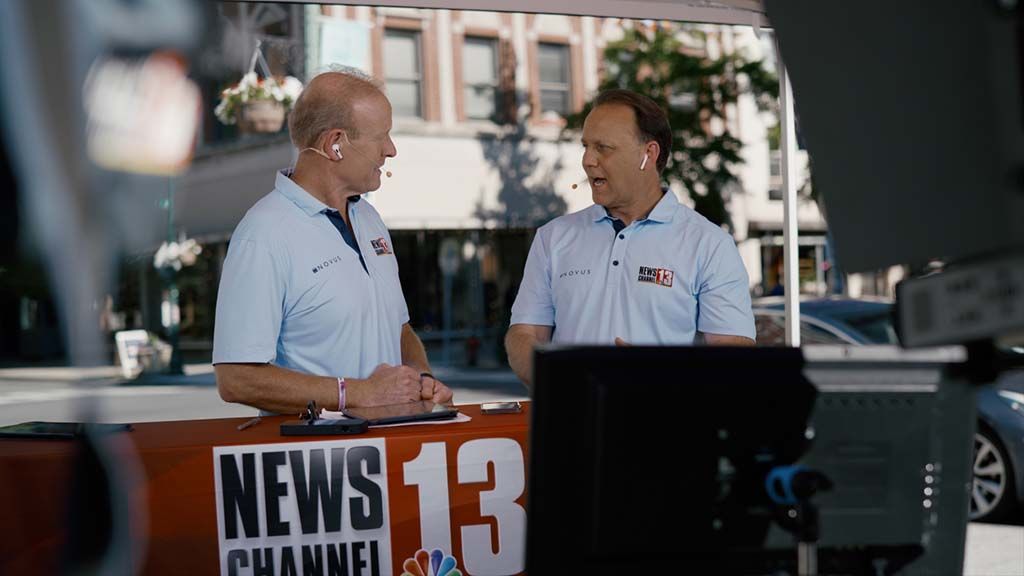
(213, 170, 409, 380)
(510, 190, 755, 344)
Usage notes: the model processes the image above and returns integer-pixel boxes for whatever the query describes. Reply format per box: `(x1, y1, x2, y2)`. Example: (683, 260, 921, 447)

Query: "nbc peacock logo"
(401, 548, 461, 576)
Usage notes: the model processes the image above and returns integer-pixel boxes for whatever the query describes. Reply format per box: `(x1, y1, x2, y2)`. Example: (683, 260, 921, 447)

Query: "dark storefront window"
(391, 228, 532, 366)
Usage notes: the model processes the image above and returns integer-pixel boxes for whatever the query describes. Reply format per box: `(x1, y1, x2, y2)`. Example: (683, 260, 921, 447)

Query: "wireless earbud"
(300, 139, 393, 178)
(639, 154, 649, 171)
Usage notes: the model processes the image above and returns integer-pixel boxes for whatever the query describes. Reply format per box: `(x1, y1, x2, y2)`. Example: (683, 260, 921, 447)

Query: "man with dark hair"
(506, 89, 755, 386)
(592, 89, 674, 173)
(213, 70, 452, 414)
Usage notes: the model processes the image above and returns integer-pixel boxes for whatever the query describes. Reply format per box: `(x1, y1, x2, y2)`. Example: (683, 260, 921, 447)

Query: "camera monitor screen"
(527, 345, 816, 573)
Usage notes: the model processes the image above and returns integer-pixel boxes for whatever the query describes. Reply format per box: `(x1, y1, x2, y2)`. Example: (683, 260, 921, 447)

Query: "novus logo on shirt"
(558, 268, 591, 279)
(312, 255, 343, 274)
(638, 265, 674, 287)
(370, 238, 392, 256)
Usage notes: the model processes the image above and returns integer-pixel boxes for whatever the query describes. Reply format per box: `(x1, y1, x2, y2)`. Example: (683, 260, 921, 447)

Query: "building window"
(384, 29, 423, 118)
(769, 150, 782, 178)
(463, 37, 500, 122)
(768, 149, 782, 200)
(538, 42, 571, 117)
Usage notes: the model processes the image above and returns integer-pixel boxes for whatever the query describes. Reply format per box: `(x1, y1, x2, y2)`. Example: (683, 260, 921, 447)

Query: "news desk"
(0, 404, 530, 575)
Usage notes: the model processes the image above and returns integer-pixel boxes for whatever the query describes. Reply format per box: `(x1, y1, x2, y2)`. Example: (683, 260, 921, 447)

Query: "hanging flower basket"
(238, 99, 286, 134)
(154, 237, 203, 275)
(214, 71, 303, 133)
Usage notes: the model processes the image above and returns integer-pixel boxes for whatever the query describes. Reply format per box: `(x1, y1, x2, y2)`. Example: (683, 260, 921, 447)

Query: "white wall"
(728, 26, 825, 237)
(724, 27, 827, 288)
(370, 132, 591, 229)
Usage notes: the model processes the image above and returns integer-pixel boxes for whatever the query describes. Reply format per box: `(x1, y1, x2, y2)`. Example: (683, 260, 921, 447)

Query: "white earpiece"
(332, 144, 343, 160)
(639, 154, 649, 171)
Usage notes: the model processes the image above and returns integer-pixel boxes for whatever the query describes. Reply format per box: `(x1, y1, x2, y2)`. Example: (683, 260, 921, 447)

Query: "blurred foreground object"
(0, 0, 206, 572)
(766, 0, 1024, 349)
(84, 52, 201, 175)
(766, 0, 1024, 274)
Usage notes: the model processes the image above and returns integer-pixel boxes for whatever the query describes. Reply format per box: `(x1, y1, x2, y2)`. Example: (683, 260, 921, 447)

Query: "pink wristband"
(337, 377, 347, 410)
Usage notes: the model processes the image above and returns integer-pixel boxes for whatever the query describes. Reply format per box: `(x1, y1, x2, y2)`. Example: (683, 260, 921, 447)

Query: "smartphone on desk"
(481, 401, 522, 415)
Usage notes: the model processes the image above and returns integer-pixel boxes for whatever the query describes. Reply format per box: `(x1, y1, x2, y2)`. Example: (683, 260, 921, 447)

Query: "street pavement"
(0, 363, 1020, 574)
(0, 363, 527, 424)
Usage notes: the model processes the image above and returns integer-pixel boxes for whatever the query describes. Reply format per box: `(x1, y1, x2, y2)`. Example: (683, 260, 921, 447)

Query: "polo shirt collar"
(591, 188, 678, 225)
(275, 169, 360, 217)
(646, 189, 678, 223)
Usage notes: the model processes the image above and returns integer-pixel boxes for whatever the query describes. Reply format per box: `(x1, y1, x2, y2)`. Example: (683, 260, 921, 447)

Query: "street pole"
(778, 45, 801, 347)
(442, 272, 452, 365)
(438, 237, 460, 366)
(165, 177, 183, 375)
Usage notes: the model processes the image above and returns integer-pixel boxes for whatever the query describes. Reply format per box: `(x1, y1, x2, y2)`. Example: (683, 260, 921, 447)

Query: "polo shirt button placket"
(609, 223, 626, 278)
(613, 229, 627, 268)
(606, 222, 627, 326)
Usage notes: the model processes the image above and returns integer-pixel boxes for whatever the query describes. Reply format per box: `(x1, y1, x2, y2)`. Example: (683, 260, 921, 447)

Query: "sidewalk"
(0, 363, 215, 386)
(0, 362, 524, 392)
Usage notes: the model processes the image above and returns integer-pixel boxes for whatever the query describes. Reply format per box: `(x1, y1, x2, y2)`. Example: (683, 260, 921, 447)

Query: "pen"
(237, 416, 262, 431)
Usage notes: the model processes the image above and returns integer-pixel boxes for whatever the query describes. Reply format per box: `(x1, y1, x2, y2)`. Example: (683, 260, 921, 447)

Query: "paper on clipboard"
(319, 409, 471, 428)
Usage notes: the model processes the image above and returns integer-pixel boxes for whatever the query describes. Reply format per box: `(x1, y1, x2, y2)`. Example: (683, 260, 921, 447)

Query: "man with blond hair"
(213, 69, 452, 414)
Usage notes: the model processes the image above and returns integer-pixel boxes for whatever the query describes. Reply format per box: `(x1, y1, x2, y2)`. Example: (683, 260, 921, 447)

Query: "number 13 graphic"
(404, 439, 526, 576)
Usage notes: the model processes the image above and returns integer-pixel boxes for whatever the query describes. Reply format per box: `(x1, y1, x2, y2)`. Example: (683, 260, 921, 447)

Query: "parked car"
(753, 296, 1024, 523)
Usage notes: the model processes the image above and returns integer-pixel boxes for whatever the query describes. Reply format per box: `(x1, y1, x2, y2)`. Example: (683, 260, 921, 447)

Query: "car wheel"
(969, 426, 1017, 522)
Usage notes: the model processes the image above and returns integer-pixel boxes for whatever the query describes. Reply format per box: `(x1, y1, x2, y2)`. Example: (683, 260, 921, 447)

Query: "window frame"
(383, 27, 425, 119)
(536, 41, 572, 118)
(461, 35, 502, 122)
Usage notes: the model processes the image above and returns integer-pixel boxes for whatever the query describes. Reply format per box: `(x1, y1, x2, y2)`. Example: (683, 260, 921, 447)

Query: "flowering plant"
(153, 238, 202, 272)
(214, 72, 303, 126)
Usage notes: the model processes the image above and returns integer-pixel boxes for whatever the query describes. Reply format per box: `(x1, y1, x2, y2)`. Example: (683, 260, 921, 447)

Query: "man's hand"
(349, 363, 423, 407)
(420, 374, 454, 405)
(614, 337, 631, 346)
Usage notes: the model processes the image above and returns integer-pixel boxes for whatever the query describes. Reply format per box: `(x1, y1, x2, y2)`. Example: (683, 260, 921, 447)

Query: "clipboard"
(0, 421, 133, 440)
(280, 417, 368, 436)
(342, 401, 458, 426)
